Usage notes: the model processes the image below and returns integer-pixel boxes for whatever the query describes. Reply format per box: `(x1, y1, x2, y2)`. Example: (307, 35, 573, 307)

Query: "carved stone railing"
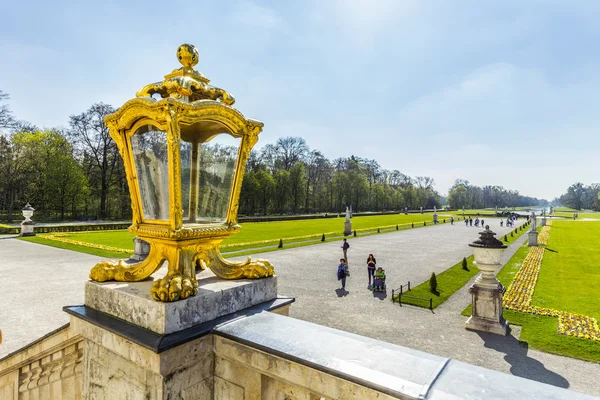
(0, 324, 83, 400)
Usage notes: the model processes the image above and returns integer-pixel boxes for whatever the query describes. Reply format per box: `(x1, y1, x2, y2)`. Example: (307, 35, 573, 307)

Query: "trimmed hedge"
(0, 223, 131, 235)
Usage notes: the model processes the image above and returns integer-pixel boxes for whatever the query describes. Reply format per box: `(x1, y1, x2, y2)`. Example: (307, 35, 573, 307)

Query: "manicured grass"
(225, 213, 459, 245)
(552, 211, 600, 219)
(462, 228, 600, 363)
(502, 310, 600, 363)
(534, 221, 600, 320)
(395, 256, 479, 309)
(553, 206, 578, 212)
(19, 213, 463, 258)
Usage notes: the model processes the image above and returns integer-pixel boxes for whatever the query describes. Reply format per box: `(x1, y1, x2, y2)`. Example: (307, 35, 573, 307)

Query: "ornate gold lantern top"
(104, 44, 263, 238)
(91, 44, 273, 302)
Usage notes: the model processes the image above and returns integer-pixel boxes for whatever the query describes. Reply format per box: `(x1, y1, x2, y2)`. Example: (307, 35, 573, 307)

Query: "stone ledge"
(85, 267, 278, 334)
(64, 296, 294, 354)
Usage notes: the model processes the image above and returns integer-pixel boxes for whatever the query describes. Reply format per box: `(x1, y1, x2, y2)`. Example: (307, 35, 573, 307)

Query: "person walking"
(465, 218, 468, 227)
(367, 254, 377, 286)
(337, 259, 348, 290)
(481, 219, 485, 228)
(341, 239, 350, 264)
(450, 216, 454, 225)
(469, 217, 473, 227)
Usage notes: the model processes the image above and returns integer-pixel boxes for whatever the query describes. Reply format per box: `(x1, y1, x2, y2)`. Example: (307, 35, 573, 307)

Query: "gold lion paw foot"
(242, 259, 275, 279)
(151, 271, 198, 302)
(89, 259, 129, 282)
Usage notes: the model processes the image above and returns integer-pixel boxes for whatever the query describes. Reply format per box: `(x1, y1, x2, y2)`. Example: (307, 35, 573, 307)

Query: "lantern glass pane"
(131, 125, 170, 221)
(181, 134, 240, 224)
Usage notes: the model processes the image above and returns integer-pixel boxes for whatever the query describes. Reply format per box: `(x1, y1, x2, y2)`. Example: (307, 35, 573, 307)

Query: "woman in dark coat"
(367, 254, 377, 286)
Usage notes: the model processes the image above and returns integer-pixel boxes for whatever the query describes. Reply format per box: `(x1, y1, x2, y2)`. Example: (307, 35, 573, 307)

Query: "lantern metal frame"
(89, 44, 274, 302)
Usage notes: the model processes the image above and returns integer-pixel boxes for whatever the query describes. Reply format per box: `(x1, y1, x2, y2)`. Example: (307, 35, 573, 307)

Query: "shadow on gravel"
(372, 290, 387, 301)
(335, 288, 348, 297)
(478, 331, 569, 389)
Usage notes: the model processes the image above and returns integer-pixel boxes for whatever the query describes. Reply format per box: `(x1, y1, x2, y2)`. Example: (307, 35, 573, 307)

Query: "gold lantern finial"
(136, 43, 235, 105)
(89, 44, 273, 302)
(177, 44, 199, 68)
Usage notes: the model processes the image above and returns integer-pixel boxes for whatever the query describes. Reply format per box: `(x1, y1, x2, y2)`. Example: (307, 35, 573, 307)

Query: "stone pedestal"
(20, 221, 35, 237)
(528, 231, 539, 246)
(68, 266, 284, 399)
(130, 237, 150, 261)
(541, 217, 547, 227)
(85, 267, 278, 335)
(344, 220, 352, 236)
(465, 285, 508, 336)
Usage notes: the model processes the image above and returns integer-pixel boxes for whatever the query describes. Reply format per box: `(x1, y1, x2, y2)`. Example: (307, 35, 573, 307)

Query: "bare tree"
(68, 103, 117, 218)
(259, 143, 279, 173)
(304, 150, 328, 210)
(0, 90, 15, 131)
(11, 120, 38, 134)
(275, 137, 308, 170)
(415, 176, 435, 190)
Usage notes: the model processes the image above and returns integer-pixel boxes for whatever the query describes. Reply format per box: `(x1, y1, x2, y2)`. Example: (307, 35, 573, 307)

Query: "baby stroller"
(373, 269, 386, 292)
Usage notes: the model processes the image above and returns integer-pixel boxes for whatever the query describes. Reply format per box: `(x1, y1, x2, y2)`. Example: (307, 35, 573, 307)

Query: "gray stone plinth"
(528, 231, 539, 246)
(465, 285, 508, 336)
(85, 267, 278, 335)
(131, 237, 150, 261)
(20, 222, 35, 237)
(344, 221, 352, 236)
(71, 317, 214, 400)
(541, 217, 547, 227)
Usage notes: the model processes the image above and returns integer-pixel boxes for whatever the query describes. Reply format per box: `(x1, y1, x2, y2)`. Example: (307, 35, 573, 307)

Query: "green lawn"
(20, 213, 464, 258)
(462, 224, 600, 362)
(395, 256, 479, 309)
(552, 211, 600, 219)
(534, 221, 600, 320)
(553, 206, 578, 212)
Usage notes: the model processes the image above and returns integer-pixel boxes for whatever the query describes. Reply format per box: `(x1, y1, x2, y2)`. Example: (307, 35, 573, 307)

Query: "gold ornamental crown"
(136, 44, 235, 105)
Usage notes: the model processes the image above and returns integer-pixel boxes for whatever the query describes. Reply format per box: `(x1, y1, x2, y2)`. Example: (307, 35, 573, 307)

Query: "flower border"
(502, 220, 600, 342)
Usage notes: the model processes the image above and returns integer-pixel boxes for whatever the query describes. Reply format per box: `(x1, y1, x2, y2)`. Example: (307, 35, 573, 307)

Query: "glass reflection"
(181, 134, 239, 224)
(131, 125, 170, 220)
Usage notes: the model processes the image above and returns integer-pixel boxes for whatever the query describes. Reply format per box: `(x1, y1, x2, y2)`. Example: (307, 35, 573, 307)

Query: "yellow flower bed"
(503, 224, 600, 342)
(558, 314, 600, 340)
(538, 225, 551, 245)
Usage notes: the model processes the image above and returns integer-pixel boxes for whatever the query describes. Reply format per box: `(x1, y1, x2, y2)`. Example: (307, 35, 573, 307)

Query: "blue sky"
(1, 0, 599, 200)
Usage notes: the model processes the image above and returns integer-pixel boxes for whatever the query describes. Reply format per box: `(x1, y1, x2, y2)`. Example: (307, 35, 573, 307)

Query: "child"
(337, 259, 347, 290)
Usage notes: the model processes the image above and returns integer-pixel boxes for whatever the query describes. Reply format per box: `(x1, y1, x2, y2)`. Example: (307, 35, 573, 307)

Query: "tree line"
(0, 95, 127, 222)
(240, 136, 442, 215)
(444, 179, 545, 210)
(0, 91, 545, 222)
(555, 182, 600, 211)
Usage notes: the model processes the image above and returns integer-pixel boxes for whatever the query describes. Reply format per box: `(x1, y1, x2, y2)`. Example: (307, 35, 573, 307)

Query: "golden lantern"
(89, 44, 274, 302)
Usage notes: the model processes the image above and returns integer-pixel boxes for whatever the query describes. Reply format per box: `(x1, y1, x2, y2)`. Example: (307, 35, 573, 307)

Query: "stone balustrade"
(0, 324, 83, 399)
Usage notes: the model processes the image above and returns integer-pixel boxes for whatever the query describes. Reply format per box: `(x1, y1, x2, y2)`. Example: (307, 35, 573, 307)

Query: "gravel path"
(0, 237, 100, 357)
(233, 219, 600, 397)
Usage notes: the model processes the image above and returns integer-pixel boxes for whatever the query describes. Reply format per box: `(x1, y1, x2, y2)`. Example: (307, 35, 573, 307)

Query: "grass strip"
(396, 221, 529, 310)
(393, 256, 479, 309)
